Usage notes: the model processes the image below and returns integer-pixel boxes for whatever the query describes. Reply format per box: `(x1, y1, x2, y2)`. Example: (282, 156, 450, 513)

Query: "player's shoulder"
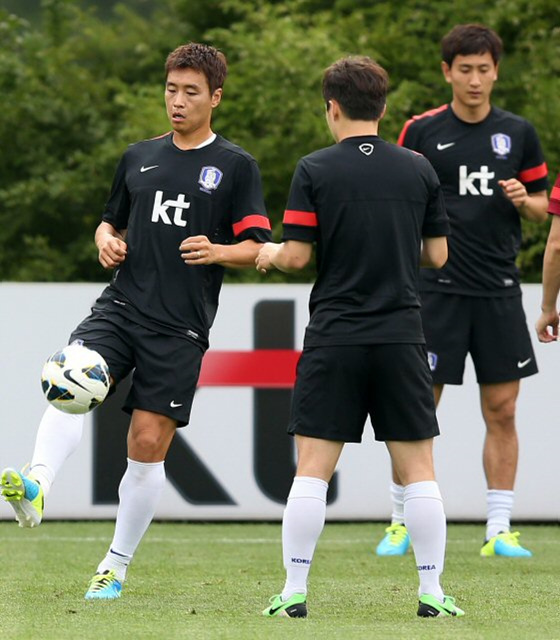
(398, 104, 450, 141)
(488, 106, 535, 131)
(121, 131, 172, 157)
(213, 135, 259, 165)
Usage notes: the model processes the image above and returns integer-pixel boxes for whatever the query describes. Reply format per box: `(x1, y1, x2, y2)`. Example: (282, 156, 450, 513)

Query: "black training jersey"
(398, 105, 548, 296)
(281, 135, 450, 347)
(96, 133, 271, 348)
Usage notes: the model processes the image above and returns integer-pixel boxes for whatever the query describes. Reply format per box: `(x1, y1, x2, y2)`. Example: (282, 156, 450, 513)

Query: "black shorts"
(69, 310, 203, 426)
(421, 292, 538, 385)
(288, 344, 439, 443)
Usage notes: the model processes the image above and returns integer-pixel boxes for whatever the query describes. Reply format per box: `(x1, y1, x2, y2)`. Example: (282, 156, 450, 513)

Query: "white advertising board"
(0, 283, 557, 521)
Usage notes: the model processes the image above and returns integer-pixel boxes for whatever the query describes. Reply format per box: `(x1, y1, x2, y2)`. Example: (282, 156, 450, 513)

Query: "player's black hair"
(322, 56, 388, 121)
(441, 24, 503, 66)
(165, 43, 227, 94)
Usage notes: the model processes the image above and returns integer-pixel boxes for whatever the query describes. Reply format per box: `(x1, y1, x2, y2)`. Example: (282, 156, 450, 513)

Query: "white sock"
(486, 489, 514, 540)
(97, 458, 166, 582)
(404, 481, 446, 601)
(390, 482, 405, 525)
(281, 476, 328, 600)
(29, 406, 85, 497)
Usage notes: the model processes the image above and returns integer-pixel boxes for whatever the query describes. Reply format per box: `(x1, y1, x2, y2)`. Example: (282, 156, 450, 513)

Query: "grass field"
(1, 521, 559, 639)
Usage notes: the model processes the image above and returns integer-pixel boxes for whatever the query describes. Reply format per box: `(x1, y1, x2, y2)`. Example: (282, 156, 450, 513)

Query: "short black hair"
(441, 24, 503, 66)
(165, 43, 227, 93)
(322, 56, 388, 121)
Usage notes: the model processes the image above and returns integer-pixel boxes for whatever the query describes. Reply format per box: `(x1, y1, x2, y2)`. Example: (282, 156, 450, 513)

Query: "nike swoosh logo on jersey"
(517, 358, 532, 368)
(436, 142, 455, 151)
(170, 401, 183, 408)
(140, 165, 159, 172)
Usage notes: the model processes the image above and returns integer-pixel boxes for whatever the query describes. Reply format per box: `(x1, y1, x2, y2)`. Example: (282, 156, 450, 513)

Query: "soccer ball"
(41, 344, 110, 414)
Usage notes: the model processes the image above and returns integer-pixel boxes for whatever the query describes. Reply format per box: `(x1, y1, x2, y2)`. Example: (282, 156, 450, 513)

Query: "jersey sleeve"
(230, 157, 271, 242)
(102, 153, 131, 230)
(421, 160, 450, 237)
(281, 160, 318, 243)
(517, 122, 548, 193)
(549, 173, 560, 216)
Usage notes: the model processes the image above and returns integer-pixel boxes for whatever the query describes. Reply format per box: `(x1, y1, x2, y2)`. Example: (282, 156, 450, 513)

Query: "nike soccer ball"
(41, 344, 110, 414)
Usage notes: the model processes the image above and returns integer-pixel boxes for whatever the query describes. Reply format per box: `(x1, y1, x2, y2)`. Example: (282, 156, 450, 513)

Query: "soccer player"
(0, 43, 271, 599)
(536, 173, 560, 342)
(375, 24, 549, 558)
(257, 56, 464, 619)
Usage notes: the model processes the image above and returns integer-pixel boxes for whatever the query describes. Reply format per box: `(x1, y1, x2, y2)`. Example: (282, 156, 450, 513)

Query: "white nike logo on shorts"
(517, 358, 532, 368)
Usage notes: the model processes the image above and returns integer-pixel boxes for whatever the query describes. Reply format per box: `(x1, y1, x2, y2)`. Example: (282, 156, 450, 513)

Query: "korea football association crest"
(491, 133, 511, 158)
(198, 166, 223, 193)
(427, 351, 438, 372)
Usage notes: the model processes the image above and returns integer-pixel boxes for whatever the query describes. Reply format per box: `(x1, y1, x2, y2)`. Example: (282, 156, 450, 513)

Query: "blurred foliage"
(0, 0, 558, 283)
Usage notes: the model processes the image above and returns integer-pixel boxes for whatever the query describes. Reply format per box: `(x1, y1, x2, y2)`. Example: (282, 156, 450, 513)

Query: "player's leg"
(1, 311, 130, 528)
(85, 327, 202, 599)
(471, 295, 536, 557)
(85, 409, 176, 600)
(264, 345, 366, 618)
(263, 435, 343, 618)
(375, 291, 467, 556)
(372, 344, 463, 617)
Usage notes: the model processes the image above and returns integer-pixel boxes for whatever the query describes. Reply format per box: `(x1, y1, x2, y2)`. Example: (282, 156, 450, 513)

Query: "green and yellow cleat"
(263, 593, 307, 618)
(480, 531, 532, 558)
(376, 523, 410, 556)
(1, 466, 44, 528)
(85, 570, 123, 600)
(417, 594, 465, 617)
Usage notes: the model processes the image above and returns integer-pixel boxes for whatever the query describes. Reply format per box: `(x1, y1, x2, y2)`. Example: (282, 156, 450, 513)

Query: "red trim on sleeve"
(518, 162, 548, 184)
(232, 214, 271, 236)
(397, 104, 449, 146)
(549, 185, 560, 215)
(283, 210, 318, 227)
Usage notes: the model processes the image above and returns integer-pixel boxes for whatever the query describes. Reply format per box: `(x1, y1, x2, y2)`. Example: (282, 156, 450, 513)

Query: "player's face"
(165, 68, 222, 137)
(442, 52, 498, 111)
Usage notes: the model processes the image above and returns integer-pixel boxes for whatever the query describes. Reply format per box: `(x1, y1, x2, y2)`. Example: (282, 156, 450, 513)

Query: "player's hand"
(97, 235, 127, 269)
(535, 310, 560, 343)
(499, 178, 528, 208)
(180, 235, 217, 265)
(255, 242, 280, 274)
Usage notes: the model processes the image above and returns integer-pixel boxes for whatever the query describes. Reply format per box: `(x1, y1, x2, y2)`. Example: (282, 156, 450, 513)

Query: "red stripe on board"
(198, 350, 300, 388)
(283, 210, 318, 227)
(232, 215, 272, 236)
(518, 163, 548, 183)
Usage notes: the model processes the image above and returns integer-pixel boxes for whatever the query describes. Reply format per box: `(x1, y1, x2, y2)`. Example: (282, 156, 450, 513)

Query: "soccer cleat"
(480, 531, 532, 557)
(417, 594, 465, 617)
(1, 466, 44, 528)
(84, 570, 123, 600)
(262, 593, 307, 618)
(375, 523, 410, 556)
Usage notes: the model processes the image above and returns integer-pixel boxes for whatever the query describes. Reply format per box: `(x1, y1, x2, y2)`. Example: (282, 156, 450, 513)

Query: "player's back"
(295, 135, 447, 347)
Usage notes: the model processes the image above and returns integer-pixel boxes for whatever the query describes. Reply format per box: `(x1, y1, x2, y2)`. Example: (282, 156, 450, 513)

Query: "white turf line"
(2, 536, 560, 545)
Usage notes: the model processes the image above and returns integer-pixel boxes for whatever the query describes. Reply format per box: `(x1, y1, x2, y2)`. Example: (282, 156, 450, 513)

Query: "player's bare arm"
(536, 214, 560, 342)
(180, 235, 263, 268)
(498, 180, 548, 222)
(256, 240, 313, 274)
(420, 236, 448, 269)
(95, 221, 128, 269)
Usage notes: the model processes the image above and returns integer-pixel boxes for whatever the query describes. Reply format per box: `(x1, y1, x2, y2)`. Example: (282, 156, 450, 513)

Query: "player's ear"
(493, 62, 499, 81)
(441, 61, 451, 83)
(211, 88, 222, 108)
(379, 103, 387, 121)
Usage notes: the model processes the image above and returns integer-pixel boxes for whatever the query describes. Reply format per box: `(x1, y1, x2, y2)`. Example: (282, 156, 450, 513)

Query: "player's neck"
(336, 121, 379, 142)
(450, 99, 492, 124)
(172, 126, 215, 150)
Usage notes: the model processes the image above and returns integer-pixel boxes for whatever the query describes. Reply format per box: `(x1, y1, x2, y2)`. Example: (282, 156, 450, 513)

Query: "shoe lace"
(89, 570, 117, 592)
(500, 531, 522, 547)
(385, 524, 407, 544)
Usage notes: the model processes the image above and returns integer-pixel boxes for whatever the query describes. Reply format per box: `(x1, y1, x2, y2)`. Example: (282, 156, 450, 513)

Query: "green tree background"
(0, 0, 558, 282)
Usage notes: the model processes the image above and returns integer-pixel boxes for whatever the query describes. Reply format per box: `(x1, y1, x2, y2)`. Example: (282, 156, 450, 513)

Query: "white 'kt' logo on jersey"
(459, 165, 494, 196)
(151, 190, 190, 227)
